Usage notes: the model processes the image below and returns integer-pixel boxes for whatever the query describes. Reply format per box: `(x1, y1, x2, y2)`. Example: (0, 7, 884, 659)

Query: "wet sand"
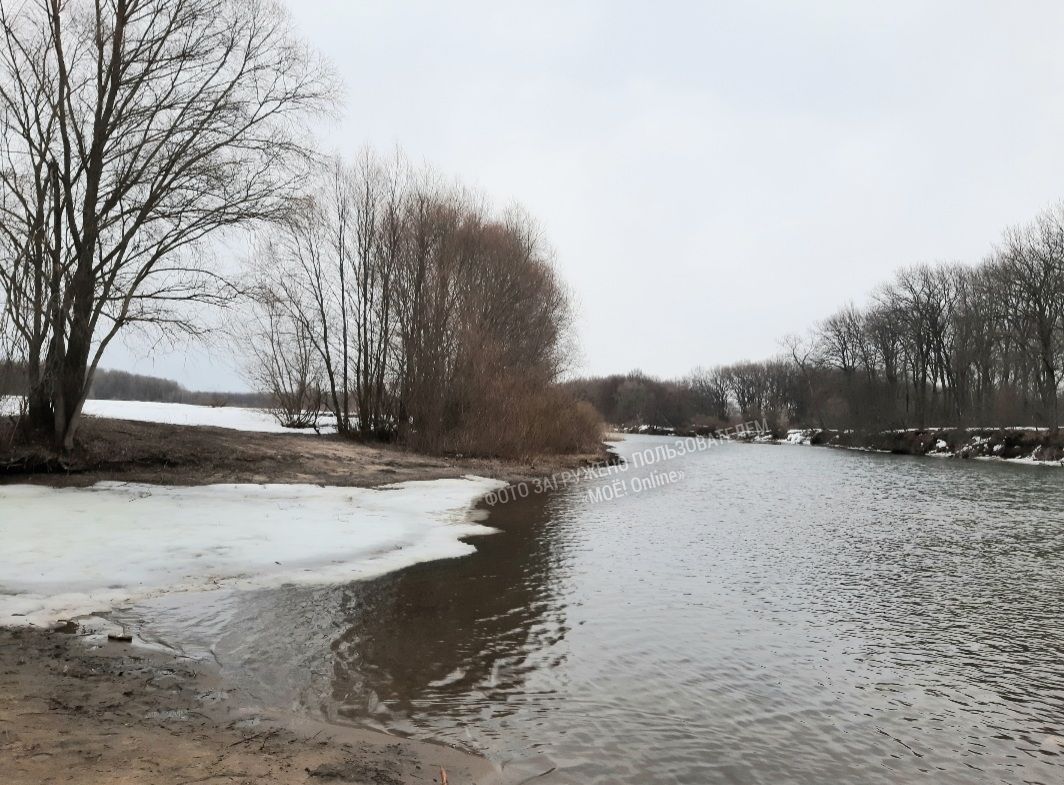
(0, 626, 499, 785)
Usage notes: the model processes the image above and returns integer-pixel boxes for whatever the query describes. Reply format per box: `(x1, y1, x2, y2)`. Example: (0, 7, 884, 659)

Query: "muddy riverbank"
(0, 416, 613, 487)
(0, 413, 616, 782)
(0, 625, 499, 785)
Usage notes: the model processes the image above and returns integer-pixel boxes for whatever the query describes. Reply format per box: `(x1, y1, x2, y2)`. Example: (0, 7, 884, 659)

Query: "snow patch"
(0, 477, 505, 627)
(2, 398, 329, 434)
(82, 399, 328, 433)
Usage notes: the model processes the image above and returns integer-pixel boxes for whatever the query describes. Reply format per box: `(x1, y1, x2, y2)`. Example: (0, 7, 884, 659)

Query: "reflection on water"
(326, 489, 569, 739)
(122, 436, 1064, 784)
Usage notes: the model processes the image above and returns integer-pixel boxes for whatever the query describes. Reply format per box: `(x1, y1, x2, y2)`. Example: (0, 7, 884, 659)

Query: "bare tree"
(996, 208, 1064, 427)
(348, 150, 403, 437)
(686, 365, 732, 423)
(238, 284, 321, 429)
(782, 333, 825, 429)
(0, 0, 333, 452)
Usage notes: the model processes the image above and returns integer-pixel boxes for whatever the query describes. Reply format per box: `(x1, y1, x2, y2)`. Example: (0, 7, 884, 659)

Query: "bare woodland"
(571, 206, 1064, 432)
(239, 152, 601, 455)
(0, 0, 600, 458)
(0, 0, 332, 451)
(3, 1, 1060, 455)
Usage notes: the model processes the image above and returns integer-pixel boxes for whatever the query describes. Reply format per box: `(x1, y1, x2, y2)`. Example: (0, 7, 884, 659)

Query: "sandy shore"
(0, 626, 498, 785)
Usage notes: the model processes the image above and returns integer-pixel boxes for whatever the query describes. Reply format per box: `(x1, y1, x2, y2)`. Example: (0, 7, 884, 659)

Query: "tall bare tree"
(0, 0, 333, 451)
(996, 208, 1064, 427)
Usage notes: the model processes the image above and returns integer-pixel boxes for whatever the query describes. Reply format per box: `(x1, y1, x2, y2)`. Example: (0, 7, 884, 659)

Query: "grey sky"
(109, 0, 1064, 390)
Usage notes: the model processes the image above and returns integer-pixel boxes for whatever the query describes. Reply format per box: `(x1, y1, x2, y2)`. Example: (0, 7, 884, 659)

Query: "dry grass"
(0, 415, 612, 488)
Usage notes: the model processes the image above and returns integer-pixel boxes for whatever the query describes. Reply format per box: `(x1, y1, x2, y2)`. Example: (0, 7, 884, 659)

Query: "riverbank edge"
(767, 426, 1064, 466)
(612, 422, 1064, 467)
(0, 625, 502, 785)
(0, 415, 615, 488)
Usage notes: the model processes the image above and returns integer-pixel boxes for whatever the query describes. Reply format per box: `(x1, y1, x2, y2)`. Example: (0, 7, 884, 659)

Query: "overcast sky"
(108, 0, 1064, 390)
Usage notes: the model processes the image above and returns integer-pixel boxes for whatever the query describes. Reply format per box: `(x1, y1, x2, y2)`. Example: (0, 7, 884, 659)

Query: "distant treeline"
(570, 205, 1064, 432)
(91, 369, 269, 408)
(0, 363, 267, 409)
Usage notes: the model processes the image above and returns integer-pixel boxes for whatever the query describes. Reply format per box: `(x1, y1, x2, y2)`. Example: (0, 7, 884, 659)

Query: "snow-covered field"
(0, 397, 327, 433)
(0, 477, 505, 627)
(81, 399, 325, 433)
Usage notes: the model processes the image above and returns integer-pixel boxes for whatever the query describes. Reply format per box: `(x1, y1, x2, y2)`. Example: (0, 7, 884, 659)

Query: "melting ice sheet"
(0, 478, 504, 627)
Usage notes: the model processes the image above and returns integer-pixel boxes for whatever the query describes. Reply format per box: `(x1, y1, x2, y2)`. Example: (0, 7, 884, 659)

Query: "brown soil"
(0, 416, 612, 488)
(0, 626, 498, 785)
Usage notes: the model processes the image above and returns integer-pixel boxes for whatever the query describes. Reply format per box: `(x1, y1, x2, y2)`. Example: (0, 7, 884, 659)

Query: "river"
(119, 435, 1064, 784)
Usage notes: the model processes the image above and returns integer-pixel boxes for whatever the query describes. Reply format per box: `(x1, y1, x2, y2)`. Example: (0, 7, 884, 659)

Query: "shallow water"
(120, 436, 1064, 784)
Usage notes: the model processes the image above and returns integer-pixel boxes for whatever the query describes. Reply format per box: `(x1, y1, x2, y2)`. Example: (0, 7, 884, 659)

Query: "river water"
(122, 436, 1064, 784)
